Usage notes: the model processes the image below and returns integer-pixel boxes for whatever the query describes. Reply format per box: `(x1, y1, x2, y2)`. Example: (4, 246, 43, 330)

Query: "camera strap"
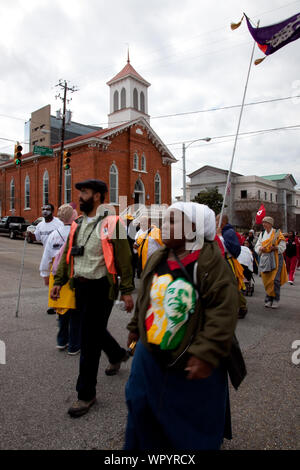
(81, 214, 104, 248)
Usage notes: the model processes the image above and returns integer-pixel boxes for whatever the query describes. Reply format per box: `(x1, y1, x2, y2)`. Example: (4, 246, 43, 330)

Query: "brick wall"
(0, 125, 172, 221)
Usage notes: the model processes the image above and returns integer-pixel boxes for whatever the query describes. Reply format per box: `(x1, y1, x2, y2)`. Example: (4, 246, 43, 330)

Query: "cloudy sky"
(0, 0, 300, 198)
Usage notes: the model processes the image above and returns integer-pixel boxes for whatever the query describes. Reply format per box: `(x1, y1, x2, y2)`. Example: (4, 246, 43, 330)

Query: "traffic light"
(14, 142, 23, 166)
(63, 150, 71, 170)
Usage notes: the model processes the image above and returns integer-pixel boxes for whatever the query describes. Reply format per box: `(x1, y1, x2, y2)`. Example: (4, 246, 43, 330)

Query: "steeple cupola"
(107, 54, 151, 128)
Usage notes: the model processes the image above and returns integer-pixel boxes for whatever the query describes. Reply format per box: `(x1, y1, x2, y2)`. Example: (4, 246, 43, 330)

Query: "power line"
(166, 123, 300, 148)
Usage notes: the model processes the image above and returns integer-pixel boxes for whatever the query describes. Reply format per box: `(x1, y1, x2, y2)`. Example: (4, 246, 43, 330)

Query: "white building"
(188, 165, 300, 231)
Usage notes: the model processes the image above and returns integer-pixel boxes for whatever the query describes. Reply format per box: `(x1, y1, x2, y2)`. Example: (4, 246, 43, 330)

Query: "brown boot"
(68, 397, 96, 418)
(105, 351, 130, 376)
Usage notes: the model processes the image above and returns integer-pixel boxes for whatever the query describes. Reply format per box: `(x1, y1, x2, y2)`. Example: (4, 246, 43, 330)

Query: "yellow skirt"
(48, 272, 76, 313)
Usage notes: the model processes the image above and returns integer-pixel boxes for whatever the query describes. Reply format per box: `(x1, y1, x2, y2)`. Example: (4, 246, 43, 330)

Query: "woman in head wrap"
(41, 204, 81, 355)
(125, 202, 240, 450)
(255, 216, 288, 309)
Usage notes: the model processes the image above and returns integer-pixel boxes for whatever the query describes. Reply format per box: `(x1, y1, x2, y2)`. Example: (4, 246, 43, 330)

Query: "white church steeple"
(107, 54, 151, 128)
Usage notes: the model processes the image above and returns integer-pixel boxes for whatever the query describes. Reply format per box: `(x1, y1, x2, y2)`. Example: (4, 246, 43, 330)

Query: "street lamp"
(182, 137, 211, 202)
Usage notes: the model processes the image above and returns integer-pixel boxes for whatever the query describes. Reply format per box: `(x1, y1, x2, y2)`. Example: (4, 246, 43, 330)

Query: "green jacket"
(54, 216, 134, 300)
(127, 241, 239, 369)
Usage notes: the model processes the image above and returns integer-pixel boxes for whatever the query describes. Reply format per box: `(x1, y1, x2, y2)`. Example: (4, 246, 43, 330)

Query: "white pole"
(16, 237, 27, 317)
(182, 143, 186, 202)
(218, 20, 260, 228)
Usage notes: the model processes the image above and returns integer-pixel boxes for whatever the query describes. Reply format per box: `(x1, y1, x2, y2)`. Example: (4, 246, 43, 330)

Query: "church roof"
(107, 59, 151, 87)
(4, 118, 176, 165)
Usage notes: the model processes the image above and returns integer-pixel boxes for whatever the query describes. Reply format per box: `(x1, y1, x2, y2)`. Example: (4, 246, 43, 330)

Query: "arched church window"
(133, 152, 139, 170)
(10, 178, 15, 211)
(25, 175, 30, 209)
(140, 91, 145, 112)
(121, 88, 126, 109)
(64, 169, 72, 203)
(109, 164, 118, 204)
(133, 88, 138, 110)
(113, 90, 119, 112)
(141, 154, 146, 171)
(43, 170, 49, 205)
(154, 173, 161, 205)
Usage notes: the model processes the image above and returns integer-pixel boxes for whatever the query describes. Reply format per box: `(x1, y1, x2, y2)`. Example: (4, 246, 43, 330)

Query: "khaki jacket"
(54, 217, 134, 300)
(127, 241, 239, 369)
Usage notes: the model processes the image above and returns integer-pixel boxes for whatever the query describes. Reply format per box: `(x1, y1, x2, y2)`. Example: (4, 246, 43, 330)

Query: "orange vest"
(66, 215, 123, 283)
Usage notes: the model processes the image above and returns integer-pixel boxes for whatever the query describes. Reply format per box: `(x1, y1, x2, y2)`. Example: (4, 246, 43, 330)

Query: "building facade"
(0, 58, 176, 222)
(24, 104, 102, 154)
(188, 165, 300, 231)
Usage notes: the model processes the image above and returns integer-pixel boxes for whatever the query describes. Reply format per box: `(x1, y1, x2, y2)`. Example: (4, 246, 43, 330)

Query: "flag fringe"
(231, 15, 244, 30)
(254, 57, 266, 65)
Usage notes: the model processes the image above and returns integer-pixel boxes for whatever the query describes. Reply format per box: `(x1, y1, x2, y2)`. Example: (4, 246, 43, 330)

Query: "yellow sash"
(260, 230, 288, 296)
(48, 272, 76, 313)
(227, 257, 245, 290)
(137, 226, 164, 269)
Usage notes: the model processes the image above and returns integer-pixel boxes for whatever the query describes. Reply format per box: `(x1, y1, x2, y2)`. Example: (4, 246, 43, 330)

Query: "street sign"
(33, 145, 54, 157)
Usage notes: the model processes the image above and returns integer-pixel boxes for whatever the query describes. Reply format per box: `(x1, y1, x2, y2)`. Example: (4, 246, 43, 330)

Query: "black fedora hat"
(75, 179, 108, 194)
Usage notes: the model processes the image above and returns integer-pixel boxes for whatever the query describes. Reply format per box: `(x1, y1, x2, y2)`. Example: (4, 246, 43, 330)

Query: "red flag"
(256, 204, 266, 224)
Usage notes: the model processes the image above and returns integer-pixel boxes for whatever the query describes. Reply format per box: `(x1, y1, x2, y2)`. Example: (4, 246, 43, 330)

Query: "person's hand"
(216, 227, 222, 236)
(44, 276, 49, 286)
(270, 245, 278, 252)
(185, 356, 213, 380)
(120, 294, 134, 313)
(127, 331, 139, 348)
(50, 285, 62, 300)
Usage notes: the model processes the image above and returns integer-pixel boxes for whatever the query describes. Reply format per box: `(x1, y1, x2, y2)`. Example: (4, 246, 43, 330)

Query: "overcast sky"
(0, 0, 300, 198)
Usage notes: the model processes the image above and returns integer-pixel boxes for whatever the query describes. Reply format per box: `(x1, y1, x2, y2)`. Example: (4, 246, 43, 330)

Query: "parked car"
(0, 216, 30, 239)
(26, 217, 43, 243)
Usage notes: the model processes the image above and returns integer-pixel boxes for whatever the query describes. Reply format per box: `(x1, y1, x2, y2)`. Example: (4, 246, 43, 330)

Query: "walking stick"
(16, 236, 27, 317)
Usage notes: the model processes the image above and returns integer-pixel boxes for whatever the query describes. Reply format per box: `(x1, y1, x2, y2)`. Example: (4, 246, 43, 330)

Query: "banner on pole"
(231, 12, 300, 64)
(255, 204, 266, 224)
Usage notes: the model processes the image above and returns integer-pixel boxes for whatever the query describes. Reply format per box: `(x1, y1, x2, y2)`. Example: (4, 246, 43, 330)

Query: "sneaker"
(264, 301, 273, 308)
(47, 308, 56, 315)
(56, 344, 68, 350)
(272, 301, 279, 309)
(68, 349, 80, 356)
(238, 308, 248, 319)
(105, 351, 130, 376)
(68, 397, 96, 418)
(288, 281, 294, 285)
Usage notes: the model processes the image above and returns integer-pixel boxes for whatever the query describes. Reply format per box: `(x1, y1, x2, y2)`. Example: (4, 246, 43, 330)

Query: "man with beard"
(27, 203, 64, 314)
(50, 179, 134, 417)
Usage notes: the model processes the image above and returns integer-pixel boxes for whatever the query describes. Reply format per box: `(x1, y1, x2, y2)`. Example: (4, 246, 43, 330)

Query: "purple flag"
(245, 12, 300, 56)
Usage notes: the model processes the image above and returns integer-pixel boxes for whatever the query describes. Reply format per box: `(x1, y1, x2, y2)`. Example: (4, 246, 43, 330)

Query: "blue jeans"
(57, 309, 81, 353)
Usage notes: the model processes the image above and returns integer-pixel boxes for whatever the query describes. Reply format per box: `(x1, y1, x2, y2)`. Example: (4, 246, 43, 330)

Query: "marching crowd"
(27, 178, 299, 451)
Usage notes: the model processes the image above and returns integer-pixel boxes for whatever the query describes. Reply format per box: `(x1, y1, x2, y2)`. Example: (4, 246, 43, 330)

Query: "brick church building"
(0, 57, 176, 221)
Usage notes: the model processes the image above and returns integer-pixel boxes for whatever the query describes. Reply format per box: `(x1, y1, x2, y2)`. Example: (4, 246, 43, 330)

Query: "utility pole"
(55, 80, 78, 207)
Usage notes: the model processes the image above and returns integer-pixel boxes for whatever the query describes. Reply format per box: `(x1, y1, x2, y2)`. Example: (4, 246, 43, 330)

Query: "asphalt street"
(0, 235, 299, 450)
